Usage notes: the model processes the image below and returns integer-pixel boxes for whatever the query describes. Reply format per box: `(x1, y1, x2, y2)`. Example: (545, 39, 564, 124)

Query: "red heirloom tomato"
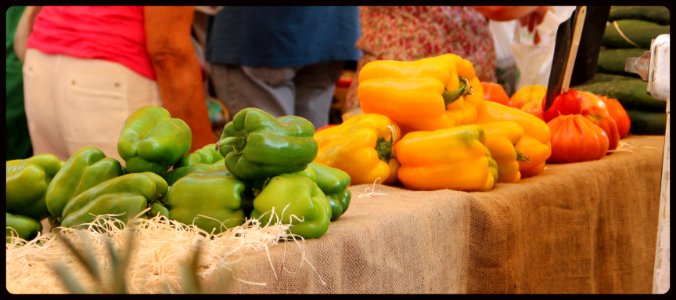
(481, 82, 511, 106)
(547, 114, 609, 163)
(598, 95, 631, 138)
(578, 91, 620, 150)
(542, 89, 583, 122)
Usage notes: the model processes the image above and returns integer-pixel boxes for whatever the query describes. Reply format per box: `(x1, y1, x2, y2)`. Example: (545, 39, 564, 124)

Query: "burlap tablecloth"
(215, 135, 665, 294)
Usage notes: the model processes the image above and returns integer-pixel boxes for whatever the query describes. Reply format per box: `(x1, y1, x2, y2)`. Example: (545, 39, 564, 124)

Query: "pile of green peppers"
(153, 107, 351, 238)
(6, 106, 351, 242)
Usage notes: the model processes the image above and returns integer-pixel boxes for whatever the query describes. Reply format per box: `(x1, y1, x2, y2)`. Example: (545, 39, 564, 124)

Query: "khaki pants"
(210, 61, 344, 129)
(23, 49, 162, 161)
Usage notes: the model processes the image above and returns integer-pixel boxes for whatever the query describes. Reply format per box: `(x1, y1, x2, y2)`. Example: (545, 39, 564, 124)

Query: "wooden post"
(560, 6, 587, 93)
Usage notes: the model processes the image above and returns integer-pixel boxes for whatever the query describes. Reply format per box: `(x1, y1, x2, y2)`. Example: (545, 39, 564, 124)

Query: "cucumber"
(596, 48, 649, 75)
(603, 20, 670, 49)
(584, 72, 638, 85)
(574, 78, 666, 112)
(608, 6, 670, 25)
(626, 109, 667, 135)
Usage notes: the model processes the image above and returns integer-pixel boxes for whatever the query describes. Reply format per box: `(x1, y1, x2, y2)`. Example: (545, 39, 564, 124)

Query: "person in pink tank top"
(13, 6, 215, 161)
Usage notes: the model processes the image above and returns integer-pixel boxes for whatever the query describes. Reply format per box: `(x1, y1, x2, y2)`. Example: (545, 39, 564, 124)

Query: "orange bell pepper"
(313, 113, 401, 185)
(446, 56, 485, 126)
(515, 136, 552, 178)
(358, 77, 454, 132)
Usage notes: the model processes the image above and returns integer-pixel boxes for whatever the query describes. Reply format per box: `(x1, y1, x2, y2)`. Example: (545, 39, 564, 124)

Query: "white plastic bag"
(511, 6, 576, 89)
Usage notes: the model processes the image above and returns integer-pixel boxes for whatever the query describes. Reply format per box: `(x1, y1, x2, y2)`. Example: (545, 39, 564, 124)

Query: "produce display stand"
(207, 135, 662, 294)
(6, 135, 665, 294)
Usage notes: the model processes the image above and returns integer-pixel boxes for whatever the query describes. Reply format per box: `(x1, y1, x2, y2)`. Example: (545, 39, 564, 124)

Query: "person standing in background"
(14, 6, 215, 161)
(487, 6, 576, 92)
(6, 6, 33, 160)
(343, 6, 548, 119)
(206, 6, 362, 129)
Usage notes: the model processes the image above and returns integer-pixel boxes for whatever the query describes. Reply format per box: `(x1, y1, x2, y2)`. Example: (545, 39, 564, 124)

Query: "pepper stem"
(376, 125, 397, 162)
(442, 77, 472, 107)
(376, 138, 392, 162)
(230, 133, 247, 155)
(516, 151, 530, 162)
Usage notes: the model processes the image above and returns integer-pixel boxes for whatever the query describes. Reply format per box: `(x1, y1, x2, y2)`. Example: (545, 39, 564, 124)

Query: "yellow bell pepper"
(476, 101, 551, 178)
(476, 101, 550, 144)
(394, 124, 498, 191)
(314, 113, 401, 185)
(479, 121, 525, 183)
(358, 54, 484, 133)
(509, 84, 547, 109)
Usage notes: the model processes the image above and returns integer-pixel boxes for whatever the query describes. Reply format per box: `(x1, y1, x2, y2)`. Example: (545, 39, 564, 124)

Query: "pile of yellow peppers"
(313, 54, 552, 191)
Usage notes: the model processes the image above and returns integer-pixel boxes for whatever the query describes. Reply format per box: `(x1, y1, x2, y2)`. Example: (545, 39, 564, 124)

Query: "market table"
(213, 135, 665, 294)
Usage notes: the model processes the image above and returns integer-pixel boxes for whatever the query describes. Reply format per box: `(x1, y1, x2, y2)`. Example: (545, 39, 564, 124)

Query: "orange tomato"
(598, 95, 631, 138)
(578, 91, 620, 150)
(481, 82, 510, 106)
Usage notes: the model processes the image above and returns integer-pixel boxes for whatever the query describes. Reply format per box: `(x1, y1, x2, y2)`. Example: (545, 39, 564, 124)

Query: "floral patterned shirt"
(345, 6, 496, 113)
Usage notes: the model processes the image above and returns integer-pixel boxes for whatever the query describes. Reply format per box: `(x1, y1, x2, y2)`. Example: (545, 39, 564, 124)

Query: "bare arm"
(144, 6, 216, 151)
(472, 6, 544, 22)
(14, 6, 42, 64)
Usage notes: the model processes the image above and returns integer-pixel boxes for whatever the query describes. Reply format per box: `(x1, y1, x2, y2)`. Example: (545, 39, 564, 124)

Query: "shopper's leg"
(57, 54, 161, 161)
(210, 64, 296, 118)
(294, 61, 344, 128)
(23, 49, 70, 160)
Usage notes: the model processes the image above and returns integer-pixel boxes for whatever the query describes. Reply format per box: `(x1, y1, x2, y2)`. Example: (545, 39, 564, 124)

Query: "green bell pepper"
(158, 169, 246, 233)
(149, 200, 170, 219)
(242, 164, 318, 218)
(6, 212, 42, 242)
(163, 163, 227, 186)
(163, 143, 226, 185)
(175, 143, 223, 167)
(45, 146, 123, 221)
(6, 154, 62, 220)
(251, 173, 331, 239)
(307, 162, 351, 221)
(60, 172, 168, 228)
(216, 107, 318, 180)
(118, 106, 192, 174)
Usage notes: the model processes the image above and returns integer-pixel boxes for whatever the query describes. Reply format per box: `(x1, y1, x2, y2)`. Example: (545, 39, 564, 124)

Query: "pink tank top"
(27, 6, 156, 80)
